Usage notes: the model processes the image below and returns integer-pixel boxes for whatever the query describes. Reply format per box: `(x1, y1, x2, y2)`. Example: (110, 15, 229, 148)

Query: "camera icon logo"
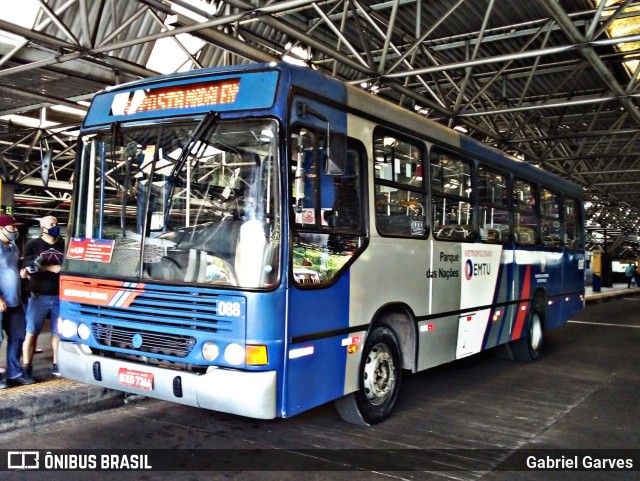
(7, 451, 39, 470)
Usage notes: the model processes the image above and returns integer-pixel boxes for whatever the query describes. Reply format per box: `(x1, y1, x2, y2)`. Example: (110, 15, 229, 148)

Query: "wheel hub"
(530, 313, 543, 351)
(363, 343, 395, 405)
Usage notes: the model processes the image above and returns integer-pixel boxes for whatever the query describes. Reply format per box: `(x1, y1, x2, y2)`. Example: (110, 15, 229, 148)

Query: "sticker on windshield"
(67, 238, 115, 263)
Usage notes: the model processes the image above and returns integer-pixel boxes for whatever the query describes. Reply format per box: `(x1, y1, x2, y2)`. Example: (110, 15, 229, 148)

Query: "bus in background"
(57, 62, 585, 426)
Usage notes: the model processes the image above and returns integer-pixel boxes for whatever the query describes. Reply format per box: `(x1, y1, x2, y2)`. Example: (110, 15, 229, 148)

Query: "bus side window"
(430, 150, 473, 242)
(514, 179, 538, 246)
(478, 166, 510, 244)
(290, 129, 366, 286)
(541, 188, 561, 248)
(564, 197, 582, 250)
(373, 132, 426, 237)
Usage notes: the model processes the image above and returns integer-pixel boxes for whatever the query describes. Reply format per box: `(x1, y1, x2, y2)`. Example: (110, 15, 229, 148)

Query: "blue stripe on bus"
(483, 259, 507, 349)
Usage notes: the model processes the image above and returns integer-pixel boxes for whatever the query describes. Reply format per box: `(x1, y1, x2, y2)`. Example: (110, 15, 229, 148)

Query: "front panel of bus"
(57, 66, 293, 419)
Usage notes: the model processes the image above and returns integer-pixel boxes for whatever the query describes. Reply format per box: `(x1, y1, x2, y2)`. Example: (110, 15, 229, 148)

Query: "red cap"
(0, 214, 23, 227)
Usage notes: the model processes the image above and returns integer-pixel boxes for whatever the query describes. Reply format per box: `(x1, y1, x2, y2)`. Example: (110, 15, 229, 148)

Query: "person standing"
(0, 214, 34, 387)
(22, 215, 65, 377)
(624, 262, 637, 288)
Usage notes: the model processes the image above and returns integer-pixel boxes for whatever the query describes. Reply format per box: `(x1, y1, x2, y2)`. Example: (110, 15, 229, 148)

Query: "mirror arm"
(297, 101, 331, 159)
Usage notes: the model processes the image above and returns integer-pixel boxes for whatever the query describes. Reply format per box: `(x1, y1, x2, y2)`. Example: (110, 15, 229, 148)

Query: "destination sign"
(110, 78, 241, 116)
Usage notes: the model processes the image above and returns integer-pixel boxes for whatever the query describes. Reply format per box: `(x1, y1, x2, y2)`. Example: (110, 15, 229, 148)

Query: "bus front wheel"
(334, 326, 402, 426)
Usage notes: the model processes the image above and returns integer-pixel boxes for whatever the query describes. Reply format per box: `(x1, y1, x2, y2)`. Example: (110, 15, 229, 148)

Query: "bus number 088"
(218, 301, 242, 317)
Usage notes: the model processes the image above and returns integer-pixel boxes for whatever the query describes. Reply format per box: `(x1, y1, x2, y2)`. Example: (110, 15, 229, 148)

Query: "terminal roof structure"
(1, 0, 640, 245)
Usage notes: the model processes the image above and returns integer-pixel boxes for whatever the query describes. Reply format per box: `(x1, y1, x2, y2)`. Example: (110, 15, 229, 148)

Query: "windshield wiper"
(163, 111, 220, 226)
(170, 111, 220, 179)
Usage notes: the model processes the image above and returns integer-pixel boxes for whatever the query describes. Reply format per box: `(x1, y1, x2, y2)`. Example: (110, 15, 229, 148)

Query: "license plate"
(117, 368, 154, 391)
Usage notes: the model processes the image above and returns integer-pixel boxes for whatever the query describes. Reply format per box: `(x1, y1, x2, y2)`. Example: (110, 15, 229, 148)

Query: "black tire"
(511, 305, 544, 362)
(493, 342, 514, 360)
(334, 326, 402, 426)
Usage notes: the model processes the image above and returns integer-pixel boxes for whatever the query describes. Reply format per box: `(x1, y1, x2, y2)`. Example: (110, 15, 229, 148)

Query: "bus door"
(284, 102, 367, 416)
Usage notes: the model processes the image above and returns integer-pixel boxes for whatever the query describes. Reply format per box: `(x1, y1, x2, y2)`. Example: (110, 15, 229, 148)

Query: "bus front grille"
(92, 323, 196, 358)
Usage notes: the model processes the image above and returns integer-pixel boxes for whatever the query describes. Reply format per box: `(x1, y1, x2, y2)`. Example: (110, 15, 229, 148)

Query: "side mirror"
(296, 102, 347, 176)
(325, 133, 347, 176)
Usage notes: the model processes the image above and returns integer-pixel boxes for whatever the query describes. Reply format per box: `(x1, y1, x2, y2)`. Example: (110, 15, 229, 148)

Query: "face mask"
(2, 228, 19, 241)
(46, 225, 60, 238)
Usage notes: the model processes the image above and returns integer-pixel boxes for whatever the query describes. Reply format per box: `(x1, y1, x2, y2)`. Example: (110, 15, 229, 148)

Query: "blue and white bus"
(57, 62, 585, 425)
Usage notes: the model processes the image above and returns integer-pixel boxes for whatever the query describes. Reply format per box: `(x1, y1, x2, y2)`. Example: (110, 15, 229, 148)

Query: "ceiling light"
(0, 114, 60, 128)
(51, 105, 87, 117)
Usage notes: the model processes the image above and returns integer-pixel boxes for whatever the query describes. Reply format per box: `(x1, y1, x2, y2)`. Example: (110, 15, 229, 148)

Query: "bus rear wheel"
(512, 307, 544, 362)
(334, 326, 402, 426)
(494, 302, 544, 362)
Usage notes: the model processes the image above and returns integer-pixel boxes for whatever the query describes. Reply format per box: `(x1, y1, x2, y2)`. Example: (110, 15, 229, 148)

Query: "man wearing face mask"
(21, 215, 65, 378)
(0, 214, 34, 387)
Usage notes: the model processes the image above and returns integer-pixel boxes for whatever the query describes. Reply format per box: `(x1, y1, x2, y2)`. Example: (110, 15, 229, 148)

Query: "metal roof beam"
(541, 0, 640, 128)
(0, 85, 87, 113)
(384, 32, 640, 79)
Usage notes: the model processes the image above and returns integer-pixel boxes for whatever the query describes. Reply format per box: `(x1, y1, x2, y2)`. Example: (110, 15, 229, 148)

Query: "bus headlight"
(60, 319, 78, 339)
(202, 342, 220, 361)
(224, 343, 245, 365)
(77, 323, 91, 340)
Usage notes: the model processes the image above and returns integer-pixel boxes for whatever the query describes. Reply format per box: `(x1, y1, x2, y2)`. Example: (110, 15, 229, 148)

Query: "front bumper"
(58, 341, 277, 419)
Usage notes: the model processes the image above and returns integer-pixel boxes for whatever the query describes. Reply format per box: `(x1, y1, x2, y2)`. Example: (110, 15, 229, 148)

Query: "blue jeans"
(0, 305, 26, 379)
(26, 294, 59, 335)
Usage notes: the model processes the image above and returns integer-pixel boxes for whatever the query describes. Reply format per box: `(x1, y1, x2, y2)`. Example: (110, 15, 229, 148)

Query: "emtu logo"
(465, 259, 474, 280)
(465, 259, 492, 280)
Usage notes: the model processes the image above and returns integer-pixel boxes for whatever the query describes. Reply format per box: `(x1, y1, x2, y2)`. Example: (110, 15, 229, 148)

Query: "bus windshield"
(66, 118, 281, 289)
